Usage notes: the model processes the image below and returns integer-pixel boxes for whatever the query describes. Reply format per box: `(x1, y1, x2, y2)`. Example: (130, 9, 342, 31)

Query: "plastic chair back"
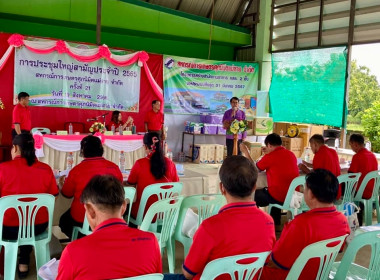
(268, 175, 306, 220)
(353, 170, 380, 225)
(140, 196, 184, 273)
(124, 186, 136, 224)
(174, 194, 226, 258)
(336, 173, 361, 211)
(31, 127, 51, 135)
(330, 230, 380, 280)
(72, 187, 137, 240)
(285, 234, 348, 280)
(0, 194, 55, 280)
(130, 182, 183, 226)
(199, 252, 271, 280)
(113, 273, 163, 280)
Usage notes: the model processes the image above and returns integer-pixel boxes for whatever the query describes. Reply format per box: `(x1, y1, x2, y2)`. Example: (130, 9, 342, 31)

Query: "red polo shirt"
(61, 157, 123, 222)
(261, 206, 350, 280)
(128, 157, 179, 219)
(256, 146, 299, 203)
(313, 145, 341, 198)
(183, 202, 276, 280)
(12, 103, 31, 131)
(0, 156, 58, 226)
(144, 110, 164, 131)
(57, 218, 162, 280)
(348, 148, 378, 199)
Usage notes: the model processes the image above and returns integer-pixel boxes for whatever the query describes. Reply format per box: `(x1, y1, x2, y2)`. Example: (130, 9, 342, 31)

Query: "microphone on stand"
(86, 118, 97, 122)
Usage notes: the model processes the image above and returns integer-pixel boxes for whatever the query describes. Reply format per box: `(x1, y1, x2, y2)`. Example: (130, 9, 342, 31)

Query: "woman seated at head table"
(107, 110, 134, 132)
(126, 132, 179, 224)
(0, 133, 59, 279)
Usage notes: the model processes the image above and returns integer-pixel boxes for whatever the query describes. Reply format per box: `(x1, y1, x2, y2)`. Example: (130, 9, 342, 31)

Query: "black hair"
(309, 134, 325, 145)
(80, 135, 104, 158)
(80, 175, 125, 212)
(143, 132, 167, 179)
(18, 92, 30, 100)
(305, 169, 338, 203)
(152, 100, 160, 106)
(13, 133, 36, 166)
(219, 155, 258, 198)
(349, 134, 365, 145)
(230, 97, 239, 103)
(264, 133, 282, 146)
(111, 111, 121, 124)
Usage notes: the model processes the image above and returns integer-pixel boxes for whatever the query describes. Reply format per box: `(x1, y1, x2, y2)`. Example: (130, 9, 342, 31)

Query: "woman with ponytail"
(0, 133, 59, 278)
(127, 132, 179, 224)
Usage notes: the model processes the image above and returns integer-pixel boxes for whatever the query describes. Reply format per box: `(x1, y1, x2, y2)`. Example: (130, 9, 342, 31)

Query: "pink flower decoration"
(94, 132, 106, 144)
(33, 134, 44, 149)
(138, 51, 149, 63)
(56, 40, 68, 53)
(8, 34, 24, 47)
(98, 45, 111, 58)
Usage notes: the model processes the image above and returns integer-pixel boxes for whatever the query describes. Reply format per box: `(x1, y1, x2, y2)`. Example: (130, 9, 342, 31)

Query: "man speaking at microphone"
(222, 97, 246, 157)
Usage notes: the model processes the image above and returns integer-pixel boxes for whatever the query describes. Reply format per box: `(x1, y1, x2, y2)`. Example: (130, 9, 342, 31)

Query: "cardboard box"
(250, 117, 273, 136)
(217, 124, 226, 135)
(298, 124, 325, 148)
(215, 144, 225, 163)
(243, 141, 262, 161)
(189, 144, 209, 164)
(273, 122, 291, 136)
(202, 124, 218, 134)
(206, 144, 216, 163)
(281, 137, 304, 158)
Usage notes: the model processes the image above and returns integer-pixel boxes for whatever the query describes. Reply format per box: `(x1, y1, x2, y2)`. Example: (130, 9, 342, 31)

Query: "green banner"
(270, 47, 348, 127)
(163, 55, 259, 115)
(14, 46, 140, 112)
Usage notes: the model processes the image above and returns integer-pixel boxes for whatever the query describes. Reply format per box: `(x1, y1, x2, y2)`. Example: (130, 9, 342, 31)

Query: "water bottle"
(334, 138, 339, 150)
(119, 124, 123, 135)
(167, 149, 173, 160)
(68, 123, 73, 135)
(119, 151, 125, 172)
(67, 152, 74, 170)
(304, 147, 310, 163)
(132, 125, 136, 134)
(111, 124, 115, 134)
(365, 140, 372, 151)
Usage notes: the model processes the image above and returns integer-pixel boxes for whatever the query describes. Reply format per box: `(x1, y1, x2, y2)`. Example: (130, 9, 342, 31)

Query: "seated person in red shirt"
(241, 133, 299, 227)
(107, 110, 133, 132)
(261, 169, 350, 280)
(163, 155, 276, 280)
(59, 135, 123, 239)
(127, 132, 179, 224)
(57, 175, 162, 280)
(0, 133, 59, 278)
(298, 134, 341, 197)
(348, 133, 378, 225)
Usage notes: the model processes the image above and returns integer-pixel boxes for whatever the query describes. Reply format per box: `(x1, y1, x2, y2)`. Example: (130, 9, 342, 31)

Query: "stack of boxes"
(246, 117, 274, 136)
(242, 141, 263, 160)
(189, 144, 225, 164)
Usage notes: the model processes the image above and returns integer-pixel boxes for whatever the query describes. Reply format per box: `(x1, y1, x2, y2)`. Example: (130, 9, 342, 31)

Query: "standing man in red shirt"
(242, 133, 299, 228)
(12, 92, 32, 139)
(298, 134, 341, 197)
(348, 133, 378, 225)
(57, 175, 162, 280)
(144, 100, 165, 139)
(261, 169, 350, 280)
(59, 135, 123, 239)
(163, 155, 276, 280)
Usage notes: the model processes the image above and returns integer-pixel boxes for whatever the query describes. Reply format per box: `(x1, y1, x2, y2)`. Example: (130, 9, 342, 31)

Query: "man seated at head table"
(163, 155, 276, 280)
(348, 133, 378, 225)
(59, 135, 123, 239)
(260, 169, 350, 280)
(298, 134, 341, 198)
(240, 133, 299, 229)
(57, 175, 162, 279)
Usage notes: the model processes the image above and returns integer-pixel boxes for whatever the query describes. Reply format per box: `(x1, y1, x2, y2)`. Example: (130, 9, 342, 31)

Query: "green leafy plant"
(362, 101, 380, 153)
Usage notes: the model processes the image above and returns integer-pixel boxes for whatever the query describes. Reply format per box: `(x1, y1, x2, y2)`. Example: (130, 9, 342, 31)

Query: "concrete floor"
(15, 212, 376, 280)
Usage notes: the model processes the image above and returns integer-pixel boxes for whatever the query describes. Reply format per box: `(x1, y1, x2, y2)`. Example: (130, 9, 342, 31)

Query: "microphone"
(87, 118, 97, 122)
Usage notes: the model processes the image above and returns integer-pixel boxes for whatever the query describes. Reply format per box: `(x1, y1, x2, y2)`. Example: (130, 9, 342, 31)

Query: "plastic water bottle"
(304, 147, 310, 163)
(365, 140, 372, 151)
(68, 123, 73, 135)
(67, 152, 74, 170)
(119, 151, 125, 172)
(334, 138, 339, 150)
(167, 149, 173, 160)
(119, 124, 123, 135)
(132, 125, 136, 134)
(111, 124, 115, 134)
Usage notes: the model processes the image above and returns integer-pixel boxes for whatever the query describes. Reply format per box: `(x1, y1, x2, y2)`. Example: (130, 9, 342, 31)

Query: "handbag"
(343, 202, 360, 244)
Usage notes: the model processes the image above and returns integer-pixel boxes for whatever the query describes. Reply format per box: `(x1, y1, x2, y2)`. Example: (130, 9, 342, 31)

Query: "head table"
(38, 134, 145, 171)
